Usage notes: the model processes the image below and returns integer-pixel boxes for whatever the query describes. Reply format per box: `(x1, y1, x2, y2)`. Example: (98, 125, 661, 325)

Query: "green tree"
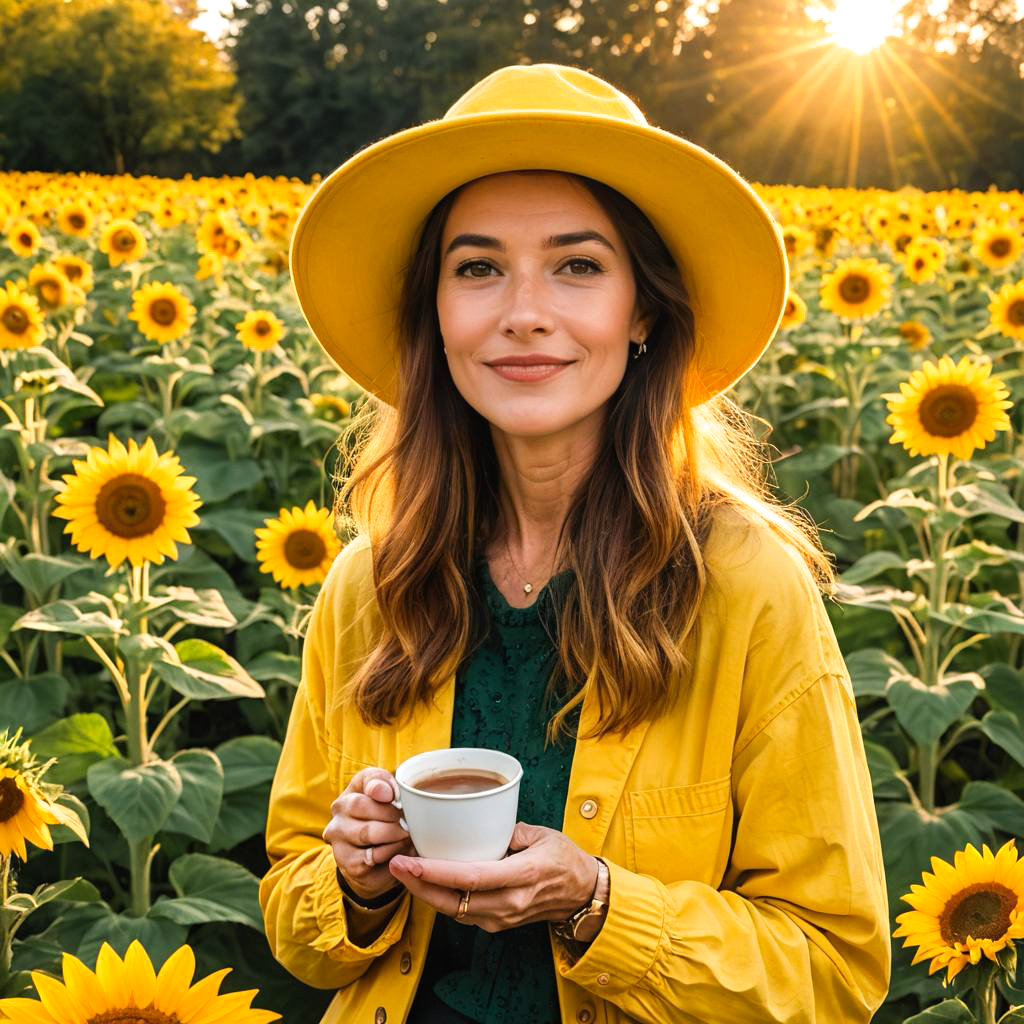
(0, 0, 241, 173)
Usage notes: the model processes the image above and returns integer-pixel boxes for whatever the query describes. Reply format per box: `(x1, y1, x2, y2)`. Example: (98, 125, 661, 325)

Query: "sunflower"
(779, 290, 807, 330)
(0, 939, 281, 1023)
(154, 201, 187, 231)
(7, 219, 41, 259)
(196, 210, 231, 255)
(971, 223, 1022, 273)
(196, 251, 223, 282)
(259, 249, 289, 277)
(57, 201, 94, 238)
(98, 218, 147, 268)
(0, 726, 64, 862)
(820, 257, 893, 320)
(54, 254, 94, 294)
(26, 263, 75, 312)
(883, 354, 1013, 461)
(988, 279, 1024, 341)
(255, 500, 342, 589)
(52, 435, 203, 570)
(897, 320, 931, 352)
(941, 205, 974, 239)
(893, 839, 1024, 989)
(901, 238, 945, 284)
(0, 281, 46, 350)
(310, 393, 351, 421)
(236, 310, 285, 351)
(128, 282, 196, 344)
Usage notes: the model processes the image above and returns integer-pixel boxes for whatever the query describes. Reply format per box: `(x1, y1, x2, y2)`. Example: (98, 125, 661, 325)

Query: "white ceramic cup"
(390, 747, 523, 861)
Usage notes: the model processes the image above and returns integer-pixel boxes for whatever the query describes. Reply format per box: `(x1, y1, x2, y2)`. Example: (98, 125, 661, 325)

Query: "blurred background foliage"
(0, 0, 1022, 189)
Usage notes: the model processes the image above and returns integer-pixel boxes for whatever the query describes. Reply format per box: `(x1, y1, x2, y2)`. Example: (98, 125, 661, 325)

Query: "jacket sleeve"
(554, 534, 892, 1022)
(258, 559, 413, 990)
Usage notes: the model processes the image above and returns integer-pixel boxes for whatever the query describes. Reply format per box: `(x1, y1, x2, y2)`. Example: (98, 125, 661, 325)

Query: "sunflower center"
(913, 258, 925, 271)
(919, 384, 979, 437)
(254, 320, 270, 335)
(96, 473, 167, 538)
(1008, 300, 1024, 327)
(0, 776, 25, 823)
(284, 528, 328, 570)
(988, 238, 1011, 258)
(149, 299, 178, 326)
(114, 230, 137, 252)
(87, 1009, 181, 1024)
(838, 274, 871, 304)
(18, 232, 32, 247)
(940, 881, 1017, 946)
(70, 213, 86, 230)
(1, 304, 29, 334)
(899, 324, 926, 344)
(63, 264, 83, 282)
(894, 233, 912, 252)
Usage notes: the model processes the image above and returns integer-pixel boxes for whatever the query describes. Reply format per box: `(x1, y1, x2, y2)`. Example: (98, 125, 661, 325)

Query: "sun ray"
(845, 61, 865, 186)
(874, 45, 948, 187)
(917, 49, 1024, 125)
(863, 54, 901, 189)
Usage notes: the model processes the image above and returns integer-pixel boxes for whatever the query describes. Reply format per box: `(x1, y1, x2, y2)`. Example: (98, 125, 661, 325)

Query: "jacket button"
(399, 952, 412, 973)
(580, 799, 598, 819)
(577, 1004, 595, 1023)
(374, 1009, 386, 1024)
(597, 973, 610, 985)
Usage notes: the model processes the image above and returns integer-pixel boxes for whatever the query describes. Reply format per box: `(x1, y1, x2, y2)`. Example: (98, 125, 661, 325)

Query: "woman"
(259, 63, 892, 1024)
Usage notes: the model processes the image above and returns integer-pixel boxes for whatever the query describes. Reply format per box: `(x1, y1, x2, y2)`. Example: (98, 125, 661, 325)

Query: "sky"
(190, 0, 236, 44)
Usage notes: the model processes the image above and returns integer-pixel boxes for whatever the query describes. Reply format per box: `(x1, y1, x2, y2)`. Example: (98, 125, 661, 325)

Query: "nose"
(498, 268, 555, 339)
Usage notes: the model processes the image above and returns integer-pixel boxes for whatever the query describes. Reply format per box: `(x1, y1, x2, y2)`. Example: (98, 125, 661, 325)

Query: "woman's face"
(436, 171, 650, 441)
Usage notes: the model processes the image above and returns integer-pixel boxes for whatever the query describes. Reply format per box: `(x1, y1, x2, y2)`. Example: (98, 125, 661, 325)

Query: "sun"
(813, 0, 904, 55)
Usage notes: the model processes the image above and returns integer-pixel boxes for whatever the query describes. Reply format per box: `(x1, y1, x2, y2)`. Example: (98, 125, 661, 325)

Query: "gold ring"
(363, 846, 374, 866)
(455, 890, 471, 921)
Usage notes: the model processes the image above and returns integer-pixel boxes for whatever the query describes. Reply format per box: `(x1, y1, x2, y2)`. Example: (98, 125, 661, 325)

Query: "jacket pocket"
(624, 774, 733, 886)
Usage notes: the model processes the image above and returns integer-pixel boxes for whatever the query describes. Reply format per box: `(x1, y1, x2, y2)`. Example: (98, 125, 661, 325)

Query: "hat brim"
(289, 111, 788, 408)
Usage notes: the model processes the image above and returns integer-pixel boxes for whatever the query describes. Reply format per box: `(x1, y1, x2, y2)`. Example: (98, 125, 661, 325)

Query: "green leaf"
(0, 541, 93, 600)
(76, 908, 188, 971)
(193, 509, 272, 563)
(174, 441, 263, 503)
(957, 781, 1024, 838)
(208, 782, 271, 851)
(87, 756, 183, 843)
(887, 673, 982, 746)
(0, 673, 69, 735)
(931, 602, 1024, 637)
(149, 585, 236, 629)
(836, 581, 920, 614)
(844, 648, 904, 697)
(949, 480, 1024, 524)
(2, 877, 102, 917)
(29, 714, 118, 786)
(854, 487, 936, 523)
(996, 1010, 1024, 1024)
(863, 740, 908, 800)
(153, 638, 264, 701)
(12, 593, 124, 638)
(245, 650, 300, 687)
(840, 551, 907, 585)
(902, 999, 975, 1022)
(977, 711, 1024, 769)
(161, 749, 224, 843)
(774, 442, 852, 476)
(148, 853, 263, 930)
(981, 664, 1024, 725)
(214, 735, 281, 793)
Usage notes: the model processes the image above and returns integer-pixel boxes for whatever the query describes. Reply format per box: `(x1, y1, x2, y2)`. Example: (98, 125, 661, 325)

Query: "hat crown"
(444, 63, 649, 126)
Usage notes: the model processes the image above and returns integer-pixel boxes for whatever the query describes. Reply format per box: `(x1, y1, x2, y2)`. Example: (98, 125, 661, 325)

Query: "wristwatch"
(553, 857, 609, 943)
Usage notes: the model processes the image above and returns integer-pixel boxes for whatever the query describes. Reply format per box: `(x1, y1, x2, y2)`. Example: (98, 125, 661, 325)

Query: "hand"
(323, 766, 417, 902)
(388, 822, 599, 933)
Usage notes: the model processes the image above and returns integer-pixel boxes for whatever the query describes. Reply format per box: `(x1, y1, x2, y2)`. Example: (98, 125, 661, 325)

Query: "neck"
(489, 415, 601, 577)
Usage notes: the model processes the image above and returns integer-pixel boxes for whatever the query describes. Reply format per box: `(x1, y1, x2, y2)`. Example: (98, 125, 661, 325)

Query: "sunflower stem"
(973, 963, 999, 1024)
(0, 854, 11, 984)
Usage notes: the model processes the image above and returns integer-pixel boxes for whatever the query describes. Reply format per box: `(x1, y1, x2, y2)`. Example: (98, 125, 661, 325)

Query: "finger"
(389, 861, 485, 920)
(362, 836, 415, 866)
(352, 769, 400, 804)
(346, 792, 406, 825)
(389, 854, 517, 892)
(342, 818, 412, 850)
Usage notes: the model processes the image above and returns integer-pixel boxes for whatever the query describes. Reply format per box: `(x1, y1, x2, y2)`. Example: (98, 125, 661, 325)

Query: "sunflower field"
(0, 171, 1023, 1024)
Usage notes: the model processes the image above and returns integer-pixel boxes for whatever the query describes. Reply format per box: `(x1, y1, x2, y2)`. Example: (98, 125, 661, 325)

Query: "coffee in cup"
(391, 747, 522, 861)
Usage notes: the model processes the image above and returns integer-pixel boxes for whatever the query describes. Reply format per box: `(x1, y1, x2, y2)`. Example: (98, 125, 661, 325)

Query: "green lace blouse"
(406, 552, 580, 1024)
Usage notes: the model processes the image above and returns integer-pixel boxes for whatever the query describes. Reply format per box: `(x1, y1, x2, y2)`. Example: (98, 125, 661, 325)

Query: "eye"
(454, 259, 496, 278)
(563, 258, 602, 275)
(453, 257, 604, 278)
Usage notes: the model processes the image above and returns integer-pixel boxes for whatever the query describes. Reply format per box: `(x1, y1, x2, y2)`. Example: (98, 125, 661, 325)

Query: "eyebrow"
(442, 230, 617, 259)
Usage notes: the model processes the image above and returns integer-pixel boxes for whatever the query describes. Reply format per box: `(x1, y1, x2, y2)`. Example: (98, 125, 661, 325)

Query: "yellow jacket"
(259, 509, 892, 1024)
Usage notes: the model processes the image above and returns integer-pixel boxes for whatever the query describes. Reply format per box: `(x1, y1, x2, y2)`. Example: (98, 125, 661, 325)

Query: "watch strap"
(553, 857, 608, 942)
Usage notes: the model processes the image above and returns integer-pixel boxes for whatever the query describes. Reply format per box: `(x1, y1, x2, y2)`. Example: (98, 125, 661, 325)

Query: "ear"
(630, 310, 656, 342)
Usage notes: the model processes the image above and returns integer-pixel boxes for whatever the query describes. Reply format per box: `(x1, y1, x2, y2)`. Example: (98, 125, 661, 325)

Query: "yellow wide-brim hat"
(289, 62, 788, 408)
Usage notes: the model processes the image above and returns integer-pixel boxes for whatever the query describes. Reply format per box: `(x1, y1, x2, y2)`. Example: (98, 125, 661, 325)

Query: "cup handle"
(390, 783, 408, 832)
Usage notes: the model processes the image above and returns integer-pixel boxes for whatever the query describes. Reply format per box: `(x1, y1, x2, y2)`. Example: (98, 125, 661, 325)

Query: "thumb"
(507, 821, 543, 851)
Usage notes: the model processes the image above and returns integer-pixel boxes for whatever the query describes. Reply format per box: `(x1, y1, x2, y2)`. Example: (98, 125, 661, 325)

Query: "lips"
(485, 356, 574, 367)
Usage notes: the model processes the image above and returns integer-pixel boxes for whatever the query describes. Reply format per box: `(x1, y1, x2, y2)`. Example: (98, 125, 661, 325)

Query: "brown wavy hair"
(331, 169, 836, 747)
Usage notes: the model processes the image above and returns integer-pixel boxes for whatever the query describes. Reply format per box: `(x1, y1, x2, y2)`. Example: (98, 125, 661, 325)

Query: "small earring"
(443, 346, 448, 354)
(632, 337, 647, 359)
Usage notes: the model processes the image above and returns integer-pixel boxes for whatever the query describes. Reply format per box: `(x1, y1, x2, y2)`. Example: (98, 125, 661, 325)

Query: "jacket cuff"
(308, 845, 412, 958)
(553, 857, 666, 994)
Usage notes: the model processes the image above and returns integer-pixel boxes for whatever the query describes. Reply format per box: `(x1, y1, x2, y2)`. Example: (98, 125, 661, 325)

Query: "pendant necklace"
(503, 533, 553, 596)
